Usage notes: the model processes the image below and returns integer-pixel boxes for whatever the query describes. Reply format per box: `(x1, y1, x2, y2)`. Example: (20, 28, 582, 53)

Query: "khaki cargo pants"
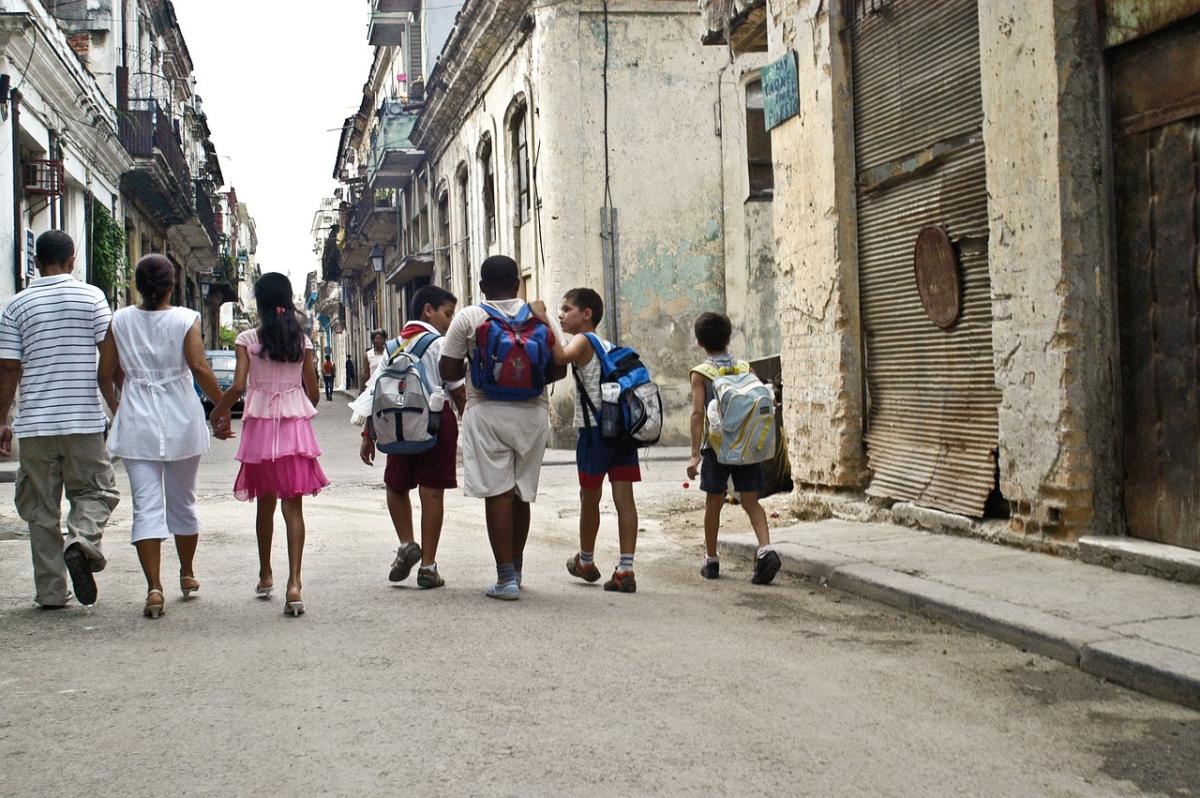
(15, 433, 120, 606)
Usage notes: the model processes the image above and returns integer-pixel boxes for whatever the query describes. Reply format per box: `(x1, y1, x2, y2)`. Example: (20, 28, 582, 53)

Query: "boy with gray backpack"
(686, 312, 781, 585)
(360, 286, 465, 589)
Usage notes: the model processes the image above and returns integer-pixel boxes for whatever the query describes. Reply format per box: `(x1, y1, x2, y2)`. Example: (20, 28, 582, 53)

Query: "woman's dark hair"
(135, 254, 175, 310)
(254, 272, 305, 362)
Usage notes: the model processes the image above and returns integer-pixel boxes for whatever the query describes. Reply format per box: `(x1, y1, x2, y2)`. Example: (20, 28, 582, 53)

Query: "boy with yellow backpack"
(685, 312, 781, 584)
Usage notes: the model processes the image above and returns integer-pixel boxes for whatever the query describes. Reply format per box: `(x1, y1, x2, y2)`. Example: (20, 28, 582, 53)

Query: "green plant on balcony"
(90, 199, 126, 296)
(374, 189, 394, 207)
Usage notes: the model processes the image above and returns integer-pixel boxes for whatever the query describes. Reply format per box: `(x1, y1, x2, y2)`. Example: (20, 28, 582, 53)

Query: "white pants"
(124, 457, 203, 544)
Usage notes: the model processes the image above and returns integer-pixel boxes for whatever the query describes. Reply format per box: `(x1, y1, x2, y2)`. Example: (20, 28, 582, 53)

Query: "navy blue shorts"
(576, 428, 641, 489)
(699, 448, 765, 495)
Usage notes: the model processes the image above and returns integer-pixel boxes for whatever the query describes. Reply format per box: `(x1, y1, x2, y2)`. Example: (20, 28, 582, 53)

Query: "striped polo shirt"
(0, 274, 112, 437)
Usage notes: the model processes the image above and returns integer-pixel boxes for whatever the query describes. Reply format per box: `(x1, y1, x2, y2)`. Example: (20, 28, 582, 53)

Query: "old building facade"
(0, 0, 250, 344)
(331, 0, 736, 443)
(703, 0, 1200, 558)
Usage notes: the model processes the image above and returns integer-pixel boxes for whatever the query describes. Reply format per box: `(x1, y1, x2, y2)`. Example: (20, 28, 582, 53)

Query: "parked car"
(196, 349, 242, 417)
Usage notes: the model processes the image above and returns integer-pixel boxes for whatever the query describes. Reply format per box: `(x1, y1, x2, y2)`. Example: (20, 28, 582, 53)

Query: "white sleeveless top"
(106, 306, 210, 461)
(573, 334, 613, 430)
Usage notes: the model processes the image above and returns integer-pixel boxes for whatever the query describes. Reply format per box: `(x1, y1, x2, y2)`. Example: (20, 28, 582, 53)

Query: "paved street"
(1, 399, 1198, 797)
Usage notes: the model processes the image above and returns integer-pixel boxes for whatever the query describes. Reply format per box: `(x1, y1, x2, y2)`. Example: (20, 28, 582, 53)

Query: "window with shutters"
(511, 107, 530, 225)
(479, 137, 496, 246)
(745, 79, 774, 198)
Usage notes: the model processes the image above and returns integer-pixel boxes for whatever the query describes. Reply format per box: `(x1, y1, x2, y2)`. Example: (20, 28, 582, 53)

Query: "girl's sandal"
(180, 575, 200, 600)
(143, 589, 166, 619)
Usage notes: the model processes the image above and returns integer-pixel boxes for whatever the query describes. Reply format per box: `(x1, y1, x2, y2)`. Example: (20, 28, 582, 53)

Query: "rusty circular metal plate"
(913, 225, 961, 330)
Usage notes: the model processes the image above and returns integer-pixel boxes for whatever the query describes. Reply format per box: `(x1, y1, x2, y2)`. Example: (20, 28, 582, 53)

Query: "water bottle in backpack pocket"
(371, 333, 441, 455)
(471, 304, 553, 401)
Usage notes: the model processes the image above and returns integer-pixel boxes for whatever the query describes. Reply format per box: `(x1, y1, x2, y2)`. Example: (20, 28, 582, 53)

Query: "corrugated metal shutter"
(851, 0, 1000, 517)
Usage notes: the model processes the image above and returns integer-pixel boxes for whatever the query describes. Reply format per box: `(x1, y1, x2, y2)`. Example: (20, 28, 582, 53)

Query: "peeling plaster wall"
(426, 1, 727, 445)
(980, 0, 1119, 539)
(766, 0, 866, 488)
(535, 2, 729, 443)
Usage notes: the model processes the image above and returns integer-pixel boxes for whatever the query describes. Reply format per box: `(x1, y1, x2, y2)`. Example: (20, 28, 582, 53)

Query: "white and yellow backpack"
(692, 361, 776, 466)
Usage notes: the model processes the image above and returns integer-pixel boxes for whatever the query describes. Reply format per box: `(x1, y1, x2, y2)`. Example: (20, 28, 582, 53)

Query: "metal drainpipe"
(11, 90, 23, 291)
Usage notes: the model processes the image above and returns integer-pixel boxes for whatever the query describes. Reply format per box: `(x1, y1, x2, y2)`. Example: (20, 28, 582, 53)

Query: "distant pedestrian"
(363, 330, 387, 394)
(0, 230, 120, 608)
(686, 312, 780, 585)
(97, 255, 232, 619)
(345, 355, 356, 390)
(360, 285, 465, 589)
(209, 272, 328, 617)
(322, 354, 336, 400)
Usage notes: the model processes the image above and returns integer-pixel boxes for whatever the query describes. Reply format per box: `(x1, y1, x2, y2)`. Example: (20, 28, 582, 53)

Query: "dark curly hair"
(254, 272, 304, 363)
(135, 254, 175, 310)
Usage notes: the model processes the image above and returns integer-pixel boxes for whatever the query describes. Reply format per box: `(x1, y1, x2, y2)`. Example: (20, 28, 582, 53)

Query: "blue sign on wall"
(762, 50, 800, 131)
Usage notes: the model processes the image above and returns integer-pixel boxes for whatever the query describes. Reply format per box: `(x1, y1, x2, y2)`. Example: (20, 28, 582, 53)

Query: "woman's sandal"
(284, 586, 304, 617)
(180, 575, 200, 600)
(255, 578, 273, 600)
(143, 589, 165, 619)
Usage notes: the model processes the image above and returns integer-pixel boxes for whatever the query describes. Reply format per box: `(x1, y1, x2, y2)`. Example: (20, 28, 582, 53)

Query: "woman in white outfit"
(98, 255, 229, 619)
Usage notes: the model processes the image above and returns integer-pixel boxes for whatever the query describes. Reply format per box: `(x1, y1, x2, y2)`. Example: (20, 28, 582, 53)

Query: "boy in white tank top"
(531, 288, 641, 593)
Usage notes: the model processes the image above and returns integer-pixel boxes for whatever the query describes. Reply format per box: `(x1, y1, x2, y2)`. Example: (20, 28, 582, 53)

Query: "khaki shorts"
(460, 402, 549, 501)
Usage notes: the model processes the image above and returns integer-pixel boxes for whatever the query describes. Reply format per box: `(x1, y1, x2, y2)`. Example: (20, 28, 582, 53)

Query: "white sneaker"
(485, 581, 520, 601)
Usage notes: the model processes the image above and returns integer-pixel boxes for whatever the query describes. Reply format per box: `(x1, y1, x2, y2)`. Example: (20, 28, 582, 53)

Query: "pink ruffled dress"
(232, 329, 330, 501)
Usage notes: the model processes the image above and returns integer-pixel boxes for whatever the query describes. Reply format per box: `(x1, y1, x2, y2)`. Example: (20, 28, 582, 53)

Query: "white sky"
(171, 1, 375, 298)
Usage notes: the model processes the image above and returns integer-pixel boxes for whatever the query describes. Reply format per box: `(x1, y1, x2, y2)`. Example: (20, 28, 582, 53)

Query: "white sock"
(422, 562, 437, 572)
(617, 553, 634, 572)
(756, 545, 774, 558)
(705, 555, 720, 565)
(579, 550, 595, 566)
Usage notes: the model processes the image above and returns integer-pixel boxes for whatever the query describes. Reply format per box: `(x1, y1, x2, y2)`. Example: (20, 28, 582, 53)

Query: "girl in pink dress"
(209, 273, 328, 617)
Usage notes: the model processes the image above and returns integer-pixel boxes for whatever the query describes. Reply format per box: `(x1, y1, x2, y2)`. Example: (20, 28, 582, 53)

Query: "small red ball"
(682, 482, 690, 489)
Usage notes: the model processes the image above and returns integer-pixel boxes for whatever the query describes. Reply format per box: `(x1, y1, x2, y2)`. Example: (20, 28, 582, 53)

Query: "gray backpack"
(370, 333, 442, 455)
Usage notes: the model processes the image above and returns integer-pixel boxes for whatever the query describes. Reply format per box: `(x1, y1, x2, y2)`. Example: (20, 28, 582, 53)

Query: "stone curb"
(719, 539, 1200, 711)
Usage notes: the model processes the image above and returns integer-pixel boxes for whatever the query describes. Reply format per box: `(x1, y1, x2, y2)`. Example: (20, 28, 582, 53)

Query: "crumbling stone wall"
(766, 0, 867, 490)
(979, 0, 1119, 540)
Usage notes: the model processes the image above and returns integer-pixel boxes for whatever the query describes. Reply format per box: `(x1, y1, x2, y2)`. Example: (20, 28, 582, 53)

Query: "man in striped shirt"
(0, 230, 120, 608)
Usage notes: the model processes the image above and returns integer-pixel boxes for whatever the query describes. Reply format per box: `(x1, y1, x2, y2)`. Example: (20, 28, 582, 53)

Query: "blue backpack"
(470, 303, 553, 401)
(573, 333, 663, 450)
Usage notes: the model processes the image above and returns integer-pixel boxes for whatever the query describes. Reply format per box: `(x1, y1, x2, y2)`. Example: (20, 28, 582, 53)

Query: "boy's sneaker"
(566, 554, 601, 583)
(700, 560, 720, 580)
(485, 581, 520, 601)
(417, 566, 444, 589)
(389, 542, 422, 583)
(64, 544, 97, 606)
(751, 550, 782, 585)
(603, 570, 637, 593)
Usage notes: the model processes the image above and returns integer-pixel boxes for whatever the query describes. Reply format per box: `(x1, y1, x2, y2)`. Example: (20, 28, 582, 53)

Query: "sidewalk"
(720, 519, 1200, 710)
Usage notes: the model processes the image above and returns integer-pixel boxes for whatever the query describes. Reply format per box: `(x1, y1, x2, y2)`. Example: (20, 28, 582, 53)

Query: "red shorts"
(383, 408, 459, 492)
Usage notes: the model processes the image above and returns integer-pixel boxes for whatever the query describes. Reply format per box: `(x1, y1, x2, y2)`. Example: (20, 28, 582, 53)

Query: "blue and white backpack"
(370, 332, 442, 455)
(574, 333, 663, 450)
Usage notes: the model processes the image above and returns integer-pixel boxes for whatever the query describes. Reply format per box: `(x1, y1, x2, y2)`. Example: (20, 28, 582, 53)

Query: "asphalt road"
(1, 397, 1197, 797)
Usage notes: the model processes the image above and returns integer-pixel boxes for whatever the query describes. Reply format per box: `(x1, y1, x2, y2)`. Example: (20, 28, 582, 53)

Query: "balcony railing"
(369, 0, 418, 46)
(368, 102, 423, 190)
(119, 102, 191, 188)
(195, 182, 219, 245)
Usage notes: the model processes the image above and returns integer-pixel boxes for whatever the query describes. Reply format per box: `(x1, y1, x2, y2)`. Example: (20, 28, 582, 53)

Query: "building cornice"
(411, 0, 530, 152)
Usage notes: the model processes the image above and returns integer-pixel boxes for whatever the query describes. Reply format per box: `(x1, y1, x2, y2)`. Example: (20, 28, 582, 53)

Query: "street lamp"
(370, 244, 385, 273)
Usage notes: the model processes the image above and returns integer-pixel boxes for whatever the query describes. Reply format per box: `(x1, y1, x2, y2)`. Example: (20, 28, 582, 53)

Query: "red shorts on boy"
(383, 408, 459, 492)
(576, 427, 641, 489)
